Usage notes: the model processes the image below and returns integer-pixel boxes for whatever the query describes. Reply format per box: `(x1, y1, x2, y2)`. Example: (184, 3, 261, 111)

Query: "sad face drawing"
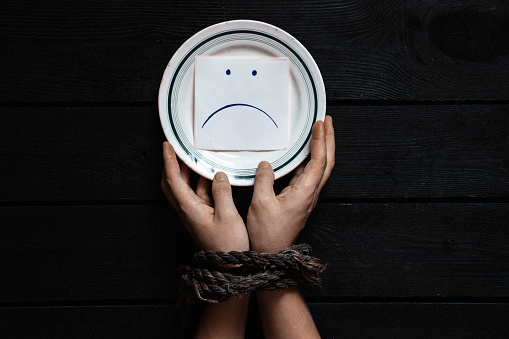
(201, 68, 279, 129)
(194, 57, 289, 151)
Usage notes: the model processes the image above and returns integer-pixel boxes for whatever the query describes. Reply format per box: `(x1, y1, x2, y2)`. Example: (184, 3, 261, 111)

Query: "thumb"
(253, 161, 275, 200)
(211, 172, 236, 216)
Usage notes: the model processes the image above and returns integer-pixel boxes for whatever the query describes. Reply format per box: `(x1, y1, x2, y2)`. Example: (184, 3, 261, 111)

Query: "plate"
(158, 20, 326, 186)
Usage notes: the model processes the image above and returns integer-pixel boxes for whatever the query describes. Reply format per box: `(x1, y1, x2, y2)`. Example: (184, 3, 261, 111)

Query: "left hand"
(161, 141, 249, 252)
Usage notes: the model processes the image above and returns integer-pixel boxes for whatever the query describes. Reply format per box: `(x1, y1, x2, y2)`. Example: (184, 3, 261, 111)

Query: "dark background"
(1, 1, 508, 337)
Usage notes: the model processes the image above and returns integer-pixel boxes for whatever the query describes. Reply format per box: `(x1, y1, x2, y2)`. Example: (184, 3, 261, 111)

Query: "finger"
(161, 169, 177, 208)
(211, 172, 236, 217)
(253, 161, 276, 200)
(288, 161, 306, 187)
(279, 161, 306, 195)
(298, 120, 327, 190)
(162, 142, 190, 187)
(196, 176, 213, 206)
(318, 115, 335, 191)
(162, 141, 201, 209)
(162, 141, 182, 180)
(180, 159, 191, 186)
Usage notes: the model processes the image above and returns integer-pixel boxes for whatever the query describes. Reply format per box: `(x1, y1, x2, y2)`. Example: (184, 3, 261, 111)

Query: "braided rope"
(179, 244, 326, 304)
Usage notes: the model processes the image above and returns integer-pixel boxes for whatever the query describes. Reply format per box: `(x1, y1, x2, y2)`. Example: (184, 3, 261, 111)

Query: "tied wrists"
(179, 244, 326, 304)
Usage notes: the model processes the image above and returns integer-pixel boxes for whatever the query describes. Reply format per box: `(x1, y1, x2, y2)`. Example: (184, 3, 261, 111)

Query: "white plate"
(158, 20, 326, 186)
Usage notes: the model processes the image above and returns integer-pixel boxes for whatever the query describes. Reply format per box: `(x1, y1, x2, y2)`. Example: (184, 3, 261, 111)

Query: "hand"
(161, 141, 249, 252)
(247, 116, 335, 253)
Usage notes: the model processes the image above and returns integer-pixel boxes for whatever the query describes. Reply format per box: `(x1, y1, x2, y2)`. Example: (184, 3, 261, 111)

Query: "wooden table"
(1, 1, 508, 337)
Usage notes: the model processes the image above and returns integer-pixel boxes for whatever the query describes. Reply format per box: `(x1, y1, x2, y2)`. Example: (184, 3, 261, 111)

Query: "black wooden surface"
(3, 303, 509, 338)
(1, 0, 509, 338)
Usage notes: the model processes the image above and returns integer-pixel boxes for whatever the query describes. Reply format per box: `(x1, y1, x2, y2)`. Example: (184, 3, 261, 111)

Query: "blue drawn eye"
(226, 69, 231, 75)
(252, 70, 257, 76)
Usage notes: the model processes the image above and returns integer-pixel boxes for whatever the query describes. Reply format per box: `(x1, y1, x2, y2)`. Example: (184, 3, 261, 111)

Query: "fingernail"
(214, 172, 227, 181)
(259, 161, 270, 169)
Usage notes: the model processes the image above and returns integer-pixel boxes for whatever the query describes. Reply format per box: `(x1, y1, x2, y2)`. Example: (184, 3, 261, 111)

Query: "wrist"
(251, 240, 294, 254)
(204, 239, 249, 253)
(179, 244, 325, 304)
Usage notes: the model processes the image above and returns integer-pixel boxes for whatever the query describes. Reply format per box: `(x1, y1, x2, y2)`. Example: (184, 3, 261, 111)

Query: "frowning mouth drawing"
(201, 103, 278, 129)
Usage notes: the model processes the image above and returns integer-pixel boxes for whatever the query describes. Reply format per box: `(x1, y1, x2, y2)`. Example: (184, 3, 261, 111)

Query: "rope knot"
(179, 244, 326, 304)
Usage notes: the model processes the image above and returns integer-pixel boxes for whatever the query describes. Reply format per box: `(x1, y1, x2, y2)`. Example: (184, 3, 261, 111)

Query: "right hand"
(246, 116, 335, 253)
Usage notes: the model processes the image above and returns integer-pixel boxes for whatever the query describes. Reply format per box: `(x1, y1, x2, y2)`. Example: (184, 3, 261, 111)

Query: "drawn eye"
(226, 69, 231, 75)
(252, 70, 257, 76)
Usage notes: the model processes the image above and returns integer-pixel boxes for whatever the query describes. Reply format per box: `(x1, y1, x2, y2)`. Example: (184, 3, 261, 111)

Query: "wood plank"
(310, 303, 509, 338)
(1, 1, 508, 102)
(0, 205, 188, 303)
(0, 107, 166, 203)
(1, 303, 508, 338)
(305, 203, 509, 298)
(0, 305, 185, 338)
(1, 105, 507, 202)
(1, 203, 507, 303)
(326, 104, 509, 199)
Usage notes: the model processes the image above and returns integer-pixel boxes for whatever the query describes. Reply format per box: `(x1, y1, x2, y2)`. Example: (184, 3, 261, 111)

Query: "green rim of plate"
(167, 28, 318, 180)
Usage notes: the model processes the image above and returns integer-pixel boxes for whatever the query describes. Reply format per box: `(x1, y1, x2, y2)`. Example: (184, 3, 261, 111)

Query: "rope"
(179, 244, 326, 304)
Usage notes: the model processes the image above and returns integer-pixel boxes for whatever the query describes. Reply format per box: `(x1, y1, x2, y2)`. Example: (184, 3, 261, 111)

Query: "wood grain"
(1, 105, 507, 202)
(0, 107, 165, 203)
(306, 203, 509, 298)
(1, 1, 508, 102)
(1, 305, 185, 338)
(2, 303, 508, 338)
(1, 1, 508, 335)
(1, 203, 507, 303)
(310, 302, 509, 338)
